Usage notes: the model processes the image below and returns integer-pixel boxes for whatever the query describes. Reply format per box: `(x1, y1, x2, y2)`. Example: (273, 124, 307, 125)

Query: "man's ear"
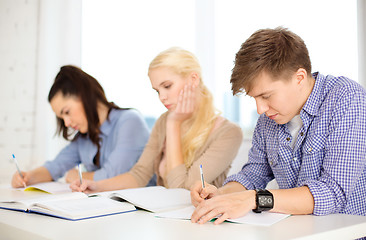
(296, 68, 307, 85)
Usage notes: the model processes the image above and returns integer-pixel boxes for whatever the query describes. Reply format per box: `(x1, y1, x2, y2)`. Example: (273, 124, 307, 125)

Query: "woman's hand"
(191, 190, 256, 225)
(11, 171, 29, 188)
(69, 179, 100, 194)
(11, 167, 52, 188)
(167, 83, 197, 124)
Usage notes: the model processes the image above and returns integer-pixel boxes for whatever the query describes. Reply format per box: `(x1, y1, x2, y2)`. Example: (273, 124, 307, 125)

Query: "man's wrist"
(253, 189, 274, 213)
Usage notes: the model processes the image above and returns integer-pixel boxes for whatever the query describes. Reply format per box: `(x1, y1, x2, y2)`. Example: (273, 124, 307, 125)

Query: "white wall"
(0, 0, 81, 184)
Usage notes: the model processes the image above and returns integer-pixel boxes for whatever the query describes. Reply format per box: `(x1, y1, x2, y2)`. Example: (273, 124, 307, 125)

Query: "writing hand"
(190, 181, 219, 207)
(191, 190, 256, 225)
(11, 171, 29, 188)
(69, 179, 99, 194)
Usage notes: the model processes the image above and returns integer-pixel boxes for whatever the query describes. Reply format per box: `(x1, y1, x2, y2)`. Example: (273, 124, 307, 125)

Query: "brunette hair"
(48, 65, 120, 165)
(148, 47, 219, 168)
(230, 27, 312, 95)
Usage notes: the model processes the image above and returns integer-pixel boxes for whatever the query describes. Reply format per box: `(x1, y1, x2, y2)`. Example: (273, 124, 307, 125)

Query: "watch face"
(258, 196, 273, 207)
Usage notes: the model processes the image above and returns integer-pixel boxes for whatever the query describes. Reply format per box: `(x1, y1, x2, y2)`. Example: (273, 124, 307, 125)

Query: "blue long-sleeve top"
(44, 108, 150, 180)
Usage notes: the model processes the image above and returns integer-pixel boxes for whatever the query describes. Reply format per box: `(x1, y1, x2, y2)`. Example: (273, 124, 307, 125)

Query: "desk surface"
(1, 208, 366, 240)
(0, 185, 365, 240)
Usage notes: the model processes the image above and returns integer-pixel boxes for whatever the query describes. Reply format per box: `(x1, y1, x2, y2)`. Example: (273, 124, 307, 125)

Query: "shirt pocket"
(302, 134, 326, 161)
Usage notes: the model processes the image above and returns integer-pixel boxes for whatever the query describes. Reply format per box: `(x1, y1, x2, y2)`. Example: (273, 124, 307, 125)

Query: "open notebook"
(94, 186, 191, 213)
(0, 191, 136, 221)
(0, 185, 190, 220)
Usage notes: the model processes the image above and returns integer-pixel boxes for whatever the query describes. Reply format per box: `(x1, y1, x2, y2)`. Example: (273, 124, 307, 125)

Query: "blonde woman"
(70, 47, 243, 193)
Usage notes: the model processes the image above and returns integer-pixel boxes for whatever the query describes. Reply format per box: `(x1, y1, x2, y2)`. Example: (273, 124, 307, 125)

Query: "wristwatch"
(252, 189, 274, 213)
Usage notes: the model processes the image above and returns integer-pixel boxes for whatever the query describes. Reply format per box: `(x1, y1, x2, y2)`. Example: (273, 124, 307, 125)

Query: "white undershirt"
(287, 115, 303, 149)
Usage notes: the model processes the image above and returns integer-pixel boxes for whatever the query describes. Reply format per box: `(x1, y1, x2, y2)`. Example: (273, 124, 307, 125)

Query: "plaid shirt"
(225, 72, 366, 216)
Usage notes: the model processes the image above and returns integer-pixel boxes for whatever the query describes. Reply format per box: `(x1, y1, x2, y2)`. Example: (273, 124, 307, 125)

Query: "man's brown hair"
(230, 27, 312, 95)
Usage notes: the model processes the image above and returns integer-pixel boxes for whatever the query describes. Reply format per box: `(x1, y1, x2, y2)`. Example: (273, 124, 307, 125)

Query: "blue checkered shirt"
(225, 72, 366, 216)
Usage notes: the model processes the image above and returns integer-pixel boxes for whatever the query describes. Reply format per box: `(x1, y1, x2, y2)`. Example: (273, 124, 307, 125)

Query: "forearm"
(82, 171, 95, 180)
(219, 184, 315, 214)
(28, 167, 53, 185)
(96, 172, 139, 192)
(165, 120, 184, 173)
(270, 186, 314, 214)
(218, 181, 247, 195)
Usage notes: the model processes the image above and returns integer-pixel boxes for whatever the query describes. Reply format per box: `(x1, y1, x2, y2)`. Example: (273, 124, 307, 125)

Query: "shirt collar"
(301, 72, 325, 117)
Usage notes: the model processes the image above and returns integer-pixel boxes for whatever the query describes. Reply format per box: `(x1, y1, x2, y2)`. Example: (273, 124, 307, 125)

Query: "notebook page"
(20, 182, 72, 194)
(155, 206, 290, 226)
(109, 186, 191, 212)
(30, 197, 136, 220)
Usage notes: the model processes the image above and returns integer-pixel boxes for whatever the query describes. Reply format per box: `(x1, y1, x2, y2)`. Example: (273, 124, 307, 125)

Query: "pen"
(78, 163, 83, 185)
(199, 164, 205, 189)
(12, 154, 26, 187)
(12, 154, 24, 178)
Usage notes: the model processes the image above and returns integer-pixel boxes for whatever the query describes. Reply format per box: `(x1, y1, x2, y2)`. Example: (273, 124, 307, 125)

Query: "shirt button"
(269, 161, 273, 166)
(308, 147, 312, 152)
(300, 132, 304, 136)
(293, 157, 297, 161)
(286, 137, 291, 141)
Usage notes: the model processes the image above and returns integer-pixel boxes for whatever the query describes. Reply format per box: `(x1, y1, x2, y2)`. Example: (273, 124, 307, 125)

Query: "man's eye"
(262, 95, 270, 99)
(164, 85, 171, 89)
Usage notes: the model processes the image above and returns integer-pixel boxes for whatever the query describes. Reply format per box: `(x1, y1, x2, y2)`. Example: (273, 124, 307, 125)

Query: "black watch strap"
(252, 189, 274, 213)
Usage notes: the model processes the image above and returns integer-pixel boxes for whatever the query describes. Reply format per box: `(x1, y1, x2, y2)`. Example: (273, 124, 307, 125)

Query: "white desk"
(0, 208, 366, 240)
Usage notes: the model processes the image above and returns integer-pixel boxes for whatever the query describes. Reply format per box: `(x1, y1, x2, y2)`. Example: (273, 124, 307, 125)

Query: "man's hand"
(191, 190, 256, 225)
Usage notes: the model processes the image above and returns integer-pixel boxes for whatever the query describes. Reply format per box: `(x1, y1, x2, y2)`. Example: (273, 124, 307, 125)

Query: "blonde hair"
(148, 47, 219, 168)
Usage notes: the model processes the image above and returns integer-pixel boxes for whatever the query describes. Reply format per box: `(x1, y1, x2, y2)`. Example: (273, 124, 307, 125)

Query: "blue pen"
(199, 164, 205, 189)
(12, 154, 26, 187)
(12, 154, 24, 178)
